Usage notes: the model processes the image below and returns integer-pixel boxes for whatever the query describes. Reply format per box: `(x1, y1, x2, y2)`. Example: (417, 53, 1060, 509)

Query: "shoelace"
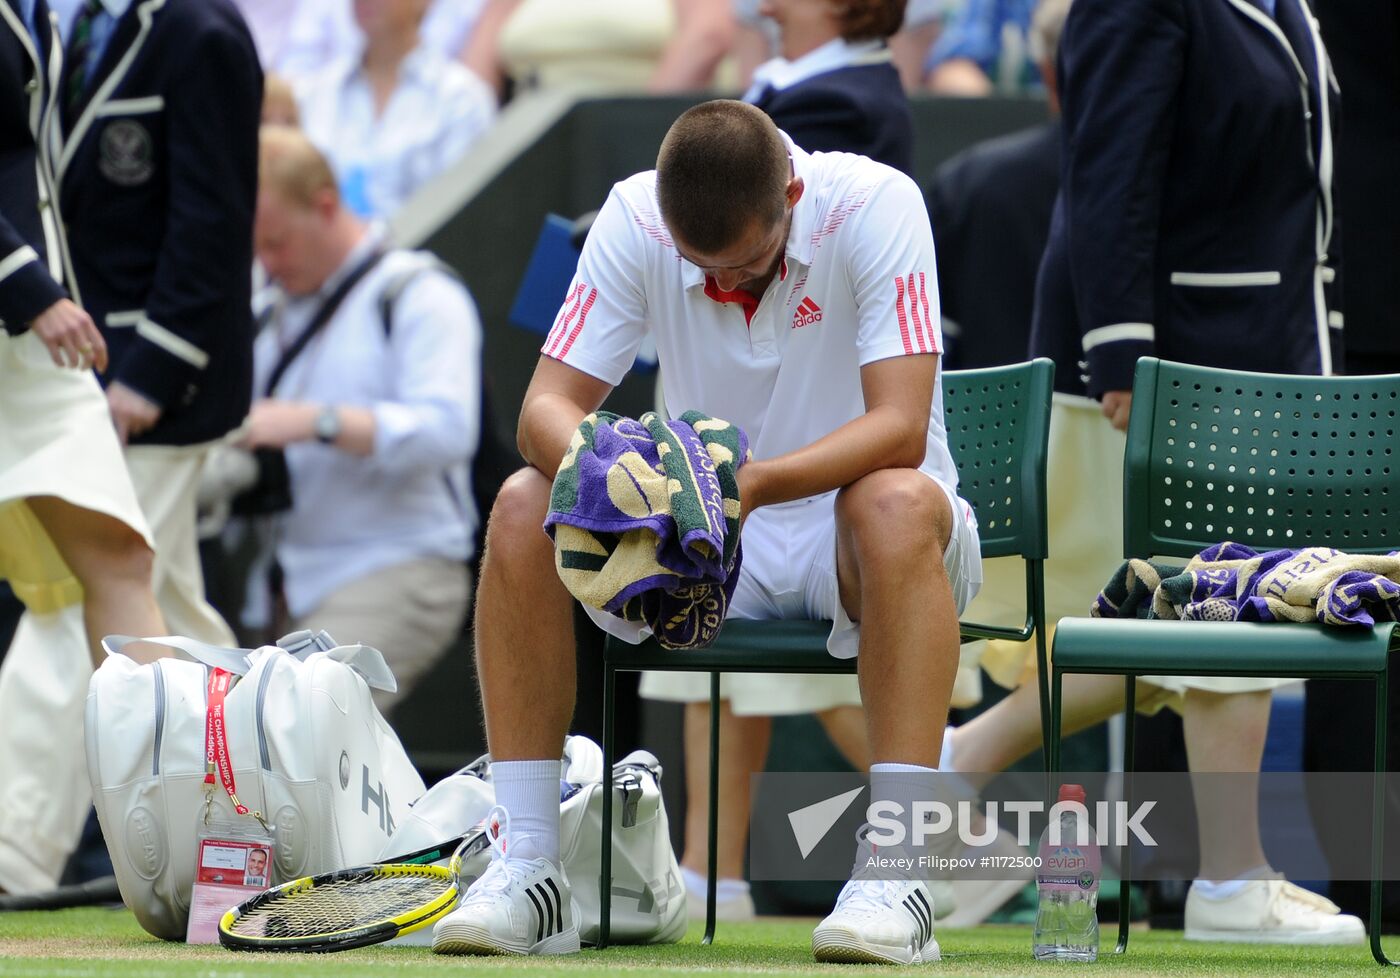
(1271, 879, 1341, 916)
(837, 878, 908, 916)
(465, 805, 532, 901)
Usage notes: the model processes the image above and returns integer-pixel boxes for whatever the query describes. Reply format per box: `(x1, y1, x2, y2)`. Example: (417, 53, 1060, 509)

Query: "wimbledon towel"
(1092, 543, 1400, 627)
(545, 410, 749, 649)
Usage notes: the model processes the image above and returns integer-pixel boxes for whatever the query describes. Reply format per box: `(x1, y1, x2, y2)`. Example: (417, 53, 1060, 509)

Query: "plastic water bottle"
(1033, 783, 1100, 962)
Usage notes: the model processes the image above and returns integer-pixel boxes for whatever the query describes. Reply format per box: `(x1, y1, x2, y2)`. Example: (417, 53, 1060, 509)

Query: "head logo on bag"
(125, 807, 165, 880)
(362, 766, 396, 835)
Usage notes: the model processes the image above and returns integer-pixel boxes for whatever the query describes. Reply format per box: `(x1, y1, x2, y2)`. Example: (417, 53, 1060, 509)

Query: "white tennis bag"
(85, 631, 425, 940)
(379, 735, 685, 946)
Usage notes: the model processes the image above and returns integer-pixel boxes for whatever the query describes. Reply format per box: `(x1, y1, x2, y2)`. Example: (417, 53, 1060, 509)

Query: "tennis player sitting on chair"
(433, 99, 982, 964)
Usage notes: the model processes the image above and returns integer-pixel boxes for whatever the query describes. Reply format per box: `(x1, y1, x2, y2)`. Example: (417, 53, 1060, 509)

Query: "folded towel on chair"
(545, 410, 749, 649)
(1092, 542, 1400, 626)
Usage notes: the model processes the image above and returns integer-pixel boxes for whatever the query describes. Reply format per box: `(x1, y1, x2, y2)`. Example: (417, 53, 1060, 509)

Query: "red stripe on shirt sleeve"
(894, 275, 914, 355)
(545, 283, 585, 355)
(918, 272, 939, 354)
(557, 287, 598, 359)
(908, 272, 929, 353)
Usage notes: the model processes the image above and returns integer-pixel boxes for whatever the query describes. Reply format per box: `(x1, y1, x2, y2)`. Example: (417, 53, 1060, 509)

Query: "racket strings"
(225, 870, 453, 938)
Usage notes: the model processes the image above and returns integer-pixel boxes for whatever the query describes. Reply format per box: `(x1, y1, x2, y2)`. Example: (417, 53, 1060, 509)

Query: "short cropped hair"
(258, 125, 338, 209)
(656, 100, 791, 255)
(838, 0, 907, 41)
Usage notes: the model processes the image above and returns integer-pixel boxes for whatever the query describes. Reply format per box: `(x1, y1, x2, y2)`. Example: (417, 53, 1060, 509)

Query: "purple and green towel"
(1092, 542, 1400, 626)
(545, 410, 749, 649)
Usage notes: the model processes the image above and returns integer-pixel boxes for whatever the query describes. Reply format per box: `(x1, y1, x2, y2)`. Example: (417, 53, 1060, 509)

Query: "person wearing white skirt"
(0, 0, 167, 893)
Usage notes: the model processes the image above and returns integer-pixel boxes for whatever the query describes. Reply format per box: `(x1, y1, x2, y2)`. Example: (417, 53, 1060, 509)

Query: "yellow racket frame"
(219, 859, 461, 952)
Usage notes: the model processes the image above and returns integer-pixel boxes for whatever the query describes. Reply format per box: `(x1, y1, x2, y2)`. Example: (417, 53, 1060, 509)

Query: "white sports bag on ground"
(379, 735, 685, 946)
(86, 631, 424, 940)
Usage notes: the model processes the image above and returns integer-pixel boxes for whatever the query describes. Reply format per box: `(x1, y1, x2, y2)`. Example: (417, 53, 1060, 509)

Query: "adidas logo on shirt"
(792, 296, 823, 329)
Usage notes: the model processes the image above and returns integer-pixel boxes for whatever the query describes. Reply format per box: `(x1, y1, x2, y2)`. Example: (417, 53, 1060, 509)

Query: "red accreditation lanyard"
(204, 668, 267, 829)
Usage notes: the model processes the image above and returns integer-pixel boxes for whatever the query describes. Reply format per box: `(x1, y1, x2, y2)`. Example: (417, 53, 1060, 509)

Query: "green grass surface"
(0, 908, 1391, 977)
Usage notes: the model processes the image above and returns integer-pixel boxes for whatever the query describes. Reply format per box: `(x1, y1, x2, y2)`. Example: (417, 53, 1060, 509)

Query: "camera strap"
(262, 247, 387, 398)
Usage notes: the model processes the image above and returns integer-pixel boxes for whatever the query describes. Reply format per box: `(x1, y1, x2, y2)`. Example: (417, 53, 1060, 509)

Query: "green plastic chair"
(1047, 358, 1400, 965)
(596, 358, 1056, 947)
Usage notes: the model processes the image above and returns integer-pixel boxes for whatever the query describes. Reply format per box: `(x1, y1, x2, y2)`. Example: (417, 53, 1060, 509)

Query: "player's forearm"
(517, 392, 591, 481)
(742, 405, 927, 512)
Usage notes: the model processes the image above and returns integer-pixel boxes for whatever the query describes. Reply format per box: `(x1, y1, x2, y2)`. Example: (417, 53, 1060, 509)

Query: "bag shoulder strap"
(377, 253, 462, 338)
(262, 247, 387, 397)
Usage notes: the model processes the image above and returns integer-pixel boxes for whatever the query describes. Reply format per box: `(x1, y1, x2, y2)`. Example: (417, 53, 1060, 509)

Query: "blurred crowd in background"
(235, 0, 1047, 224)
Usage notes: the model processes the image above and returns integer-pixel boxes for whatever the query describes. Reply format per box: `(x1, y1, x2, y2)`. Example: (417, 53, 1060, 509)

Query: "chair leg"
(704, 672, 721, 945)
(599, 661, 616, 950)
(1115, 676, 1136, 956)
(1049, 668, 1064, 777)
(1371, 673, 1395, 966)
(1030, 560, 1053, 776)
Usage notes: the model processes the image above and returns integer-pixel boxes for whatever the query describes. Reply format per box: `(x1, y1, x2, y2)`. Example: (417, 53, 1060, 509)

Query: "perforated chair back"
(1125, 359, 1400, 560)
(942, 359, 1054, 560)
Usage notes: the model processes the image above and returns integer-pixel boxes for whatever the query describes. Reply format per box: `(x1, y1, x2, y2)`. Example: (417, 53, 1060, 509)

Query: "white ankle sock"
(490, 758, 562, 863)
(1193, 865, 1272, 900)
(681, 865, 750, 902)
(870, 761, 946, 865)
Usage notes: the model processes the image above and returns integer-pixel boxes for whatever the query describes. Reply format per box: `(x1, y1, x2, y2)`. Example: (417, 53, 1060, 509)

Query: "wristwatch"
(314, 404, 341, 444)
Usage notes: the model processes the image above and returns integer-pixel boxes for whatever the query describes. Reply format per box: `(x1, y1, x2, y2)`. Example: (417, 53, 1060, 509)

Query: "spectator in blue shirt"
(925, 0, 1039, 94)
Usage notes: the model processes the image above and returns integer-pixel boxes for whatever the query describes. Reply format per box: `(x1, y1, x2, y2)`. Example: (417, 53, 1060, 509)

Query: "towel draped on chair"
(545, 410, 749, 649)
(1092, 542, 1400, 626)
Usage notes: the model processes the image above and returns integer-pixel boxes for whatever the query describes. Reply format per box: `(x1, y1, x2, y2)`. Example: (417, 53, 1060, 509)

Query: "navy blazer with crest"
(56, 0, 261, 445)
(0, 0, 70, 330)
(1030, 0, 1343, 398)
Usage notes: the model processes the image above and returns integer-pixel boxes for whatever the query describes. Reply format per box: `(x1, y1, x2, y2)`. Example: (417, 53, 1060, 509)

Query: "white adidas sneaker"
(432, 807, 581, 956)
(812, 878, 942, 965)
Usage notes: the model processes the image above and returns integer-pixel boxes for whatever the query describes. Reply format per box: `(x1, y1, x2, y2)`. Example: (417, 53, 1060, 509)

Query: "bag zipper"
(255, 660, 274, 770)
(150, 661, 166, 776)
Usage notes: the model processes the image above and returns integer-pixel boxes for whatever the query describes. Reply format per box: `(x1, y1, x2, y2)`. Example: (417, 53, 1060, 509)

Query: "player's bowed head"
(656, 100, 804, 295)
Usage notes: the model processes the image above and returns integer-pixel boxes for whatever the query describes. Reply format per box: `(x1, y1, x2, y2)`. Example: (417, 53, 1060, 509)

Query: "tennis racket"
(218, 829, 488, 952)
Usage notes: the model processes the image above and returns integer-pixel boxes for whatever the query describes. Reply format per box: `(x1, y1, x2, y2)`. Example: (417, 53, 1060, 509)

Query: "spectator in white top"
(296, 0, 496, 220)
(263, 0, 487, 83)
(243, 127, 481, 713)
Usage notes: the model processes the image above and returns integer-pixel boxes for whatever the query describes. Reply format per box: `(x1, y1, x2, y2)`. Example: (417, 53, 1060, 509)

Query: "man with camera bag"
(241, 127, 482, 715)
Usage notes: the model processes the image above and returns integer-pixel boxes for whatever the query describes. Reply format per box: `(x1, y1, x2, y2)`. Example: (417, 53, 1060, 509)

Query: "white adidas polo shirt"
(541, 138, 960, 496)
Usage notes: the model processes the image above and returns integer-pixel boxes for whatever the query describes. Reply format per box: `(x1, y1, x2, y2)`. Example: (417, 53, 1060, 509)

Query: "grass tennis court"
(0, 909, 1391, 977)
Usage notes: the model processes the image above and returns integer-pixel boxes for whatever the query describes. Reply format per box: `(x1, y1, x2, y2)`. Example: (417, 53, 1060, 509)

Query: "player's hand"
(1101, 390, 1133, 432)
(240, 399, 316, 450)
(107, 381, 162, 443)
(29, 299, 107, 371)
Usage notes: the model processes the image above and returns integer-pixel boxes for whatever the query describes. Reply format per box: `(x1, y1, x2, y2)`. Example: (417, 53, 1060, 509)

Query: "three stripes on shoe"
(902, 889, 934, 947)
(524, 878, 565, 943)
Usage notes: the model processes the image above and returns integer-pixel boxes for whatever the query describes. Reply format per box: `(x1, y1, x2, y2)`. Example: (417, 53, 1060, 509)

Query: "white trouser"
(0, 443, 233, 892)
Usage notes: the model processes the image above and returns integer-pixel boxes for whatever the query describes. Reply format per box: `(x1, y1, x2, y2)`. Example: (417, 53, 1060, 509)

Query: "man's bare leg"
(835, 469, 958, 767)
(817, 705, 872, 771)
(25, 496, 165, 666)
(1184, 687, 1272, 880)
(473, 468, 577, 759)
(679, 702, 770, 882)
(949, 672, 1130, 783)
